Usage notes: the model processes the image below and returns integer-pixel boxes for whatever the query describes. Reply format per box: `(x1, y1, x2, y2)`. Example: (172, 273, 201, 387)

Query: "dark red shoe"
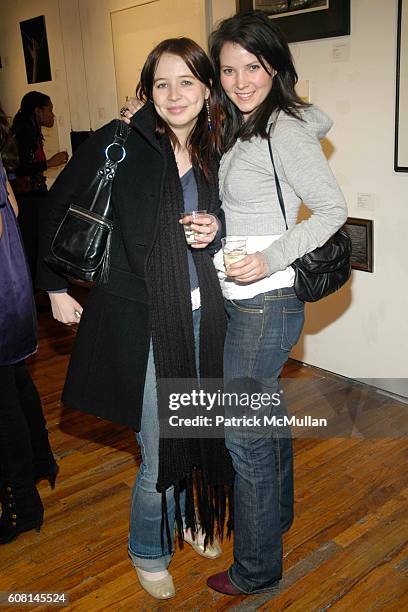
(207, 571, 243, 595)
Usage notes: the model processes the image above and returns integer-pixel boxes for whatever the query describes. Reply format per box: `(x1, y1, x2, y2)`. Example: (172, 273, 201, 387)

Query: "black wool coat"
(36, 103, 223, 430)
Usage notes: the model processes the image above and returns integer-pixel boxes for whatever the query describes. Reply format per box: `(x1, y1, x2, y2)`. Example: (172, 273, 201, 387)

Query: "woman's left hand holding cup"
(226, 251, 269, 282)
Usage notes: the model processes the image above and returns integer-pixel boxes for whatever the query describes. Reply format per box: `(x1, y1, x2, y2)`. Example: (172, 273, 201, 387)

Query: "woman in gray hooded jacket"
(206, 10, 348, 596)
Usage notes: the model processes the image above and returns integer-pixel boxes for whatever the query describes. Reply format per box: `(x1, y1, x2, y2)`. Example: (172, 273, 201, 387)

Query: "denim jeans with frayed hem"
(128, 308, 200, 572)
(224, 287, 304, 593)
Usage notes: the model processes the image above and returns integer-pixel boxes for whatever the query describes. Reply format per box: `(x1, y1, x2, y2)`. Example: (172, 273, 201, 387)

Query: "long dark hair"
(209, 10, 308, 150)
(11, 91, 51, 144)
(136, 38, 221, 178)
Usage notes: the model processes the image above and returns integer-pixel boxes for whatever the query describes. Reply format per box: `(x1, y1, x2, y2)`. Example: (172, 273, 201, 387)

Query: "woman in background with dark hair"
(204, 11, 348, 596)
(37, 38, 233, 600)
(10, 91, 68, 280)
(0, 103, 58, 545)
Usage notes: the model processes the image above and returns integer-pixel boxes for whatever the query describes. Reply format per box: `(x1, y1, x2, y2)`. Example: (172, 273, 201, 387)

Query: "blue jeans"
(128, 308, 201, 572)
(224, 287, 304, 593)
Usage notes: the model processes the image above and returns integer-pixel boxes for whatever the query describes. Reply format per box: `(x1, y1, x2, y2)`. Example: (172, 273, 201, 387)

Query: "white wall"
(0, 0, 406, 394)
(287, 0, 408, 396)
(211, 0, 236, 26)
(206, 0, 408, 397)
(111, 0, 208, 113)
(0, 0, 212, 140)
(0, 0, 71, 159)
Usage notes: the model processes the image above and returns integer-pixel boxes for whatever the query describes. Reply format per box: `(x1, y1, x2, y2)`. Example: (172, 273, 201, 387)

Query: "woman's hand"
(179, 213, 219, 249)
(48, 292, 83, 325)
(47, 151, 69, 168)
(120, 97, 144, 124)
(226, 252, 269, 282)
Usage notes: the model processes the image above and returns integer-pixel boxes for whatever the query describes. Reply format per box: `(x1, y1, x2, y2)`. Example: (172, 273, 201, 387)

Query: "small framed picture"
(20, 15, 52, 84)
(395, 0, 408, 171)
(343, 217, 373, 273)
(238, 0, 350, 43)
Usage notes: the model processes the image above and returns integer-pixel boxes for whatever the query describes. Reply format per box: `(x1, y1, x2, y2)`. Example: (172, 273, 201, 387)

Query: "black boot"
(0, 483, 44, 545)
(34, 458, 59, 489)
(13, 363, 58, 489)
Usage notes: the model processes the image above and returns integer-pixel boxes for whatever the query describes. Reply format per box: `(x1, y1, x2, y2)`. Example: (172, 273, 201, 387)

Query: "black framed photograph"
(343, 217, 373, 273)
(395, 0, 408, 172)
(20, 15, 52, 84)
(238, 0, 350, 43)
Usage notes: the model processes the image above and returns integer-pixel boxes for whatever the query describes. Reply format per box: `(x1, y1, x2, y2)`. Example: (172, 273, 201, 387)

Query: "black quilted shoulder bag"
(45, 120, 129, 284)
(267, 123, 351, 302)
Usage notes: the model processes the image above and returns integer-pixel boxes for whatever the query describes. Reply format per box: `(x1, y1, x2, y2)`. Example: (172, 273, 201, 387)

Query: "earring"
(205, 98, 212, 132)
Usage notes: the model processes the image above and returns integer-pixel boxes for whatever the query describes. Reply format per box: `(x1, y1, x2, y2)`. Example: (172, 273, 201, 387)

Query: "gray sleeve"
(262, 117, 348, 275)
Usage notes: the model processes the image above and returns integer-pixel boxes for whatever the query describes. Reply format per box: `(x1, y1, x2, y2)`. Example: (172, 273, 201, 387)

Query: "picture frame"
(343, 217, 373, 273)
(19, 15, 52, 84)
(395, 0, 408, 171)
(238, 0, 350, 43)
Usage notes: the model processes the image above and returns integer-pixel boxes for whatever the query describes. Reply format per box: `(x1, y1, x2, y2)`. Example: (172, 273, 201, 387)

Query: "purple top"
(0, 157, 37, 365)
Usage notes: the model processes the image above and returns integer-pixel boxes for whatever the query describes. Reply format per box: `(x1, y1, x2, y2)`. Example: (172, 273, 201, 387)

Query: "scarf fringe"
(161, 469, 234, 553)
(173, 483, 184, 549)
(161, 492, 172, 555)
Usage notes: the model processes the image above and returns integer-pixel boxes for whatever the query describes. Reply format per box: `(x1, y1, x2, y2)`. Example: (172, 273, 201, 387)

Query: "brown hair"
(209, 10, 309, 150)
(136, 38, 221, 178)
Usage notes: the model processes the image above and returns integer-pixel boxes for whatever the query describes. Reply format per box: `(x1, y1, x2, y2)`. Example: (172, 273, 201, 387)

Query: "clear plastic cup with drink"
(222, 237, 247, 272)
(179, 210, 207, 245)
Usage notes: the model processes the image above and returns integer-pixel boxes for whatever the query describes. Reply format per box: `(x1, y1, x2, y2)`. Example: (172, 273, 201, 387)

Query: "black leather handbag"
(45, 120, 129, 284)
(267, 123, 351, 303)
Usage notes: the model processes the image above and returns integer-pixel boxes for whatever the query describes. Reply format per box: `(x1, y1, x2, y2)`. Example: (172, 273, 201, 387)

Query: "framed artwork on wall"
(238, 0, 350, 43)
(343, 217, 373, 273)
(395, 0, 408, 171)
(20, 15, 52, 84)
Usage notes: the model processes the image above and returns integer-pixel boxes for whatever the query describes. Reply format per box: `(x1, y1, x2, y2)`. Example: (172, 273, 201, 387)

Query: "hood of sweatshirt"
(273, 105, 333, 140)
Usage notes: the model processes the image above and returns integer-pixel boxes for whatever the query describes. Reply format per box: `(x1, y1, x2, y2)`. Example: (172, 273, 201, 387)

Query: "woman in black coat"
(36, 38, 233, 600)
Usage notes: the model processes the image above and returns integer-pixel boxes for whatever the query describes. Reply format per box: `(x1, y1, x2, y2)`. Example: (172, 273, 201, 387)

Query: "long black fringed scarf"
(146, 136, 234, 550)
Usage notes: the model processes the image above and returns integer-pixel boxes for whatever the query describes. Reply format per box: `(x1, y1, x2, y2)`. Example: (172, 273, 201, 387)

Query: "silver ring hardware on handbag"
(105, 142, 126, 163)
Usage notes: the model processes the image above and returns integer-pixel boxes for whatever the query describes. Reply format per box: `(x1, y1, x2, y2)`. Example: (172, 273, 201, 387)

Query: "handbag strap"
(104, 120, 130, 168)
(88, 120, 130, 212)
(267, 121, 289, 232)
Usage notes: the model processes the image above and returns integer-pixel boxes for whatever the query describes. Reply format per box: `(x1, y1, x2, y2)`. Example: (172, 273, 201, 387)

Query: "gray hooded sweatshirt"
(218, 106, 348, 275)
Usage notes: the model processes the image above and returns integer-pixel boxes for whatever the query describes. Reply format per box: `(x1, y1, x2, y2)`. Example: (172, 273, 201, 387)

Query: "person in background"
(0, 104, 58, 545)
(10, 92, 68, 280)
(36, 39, 234, 600)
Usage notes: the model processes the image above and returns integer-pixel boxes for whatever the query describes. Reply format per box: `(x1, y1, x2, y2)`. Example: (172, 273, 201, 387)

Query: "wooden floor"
(0, 299, 407, 611)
